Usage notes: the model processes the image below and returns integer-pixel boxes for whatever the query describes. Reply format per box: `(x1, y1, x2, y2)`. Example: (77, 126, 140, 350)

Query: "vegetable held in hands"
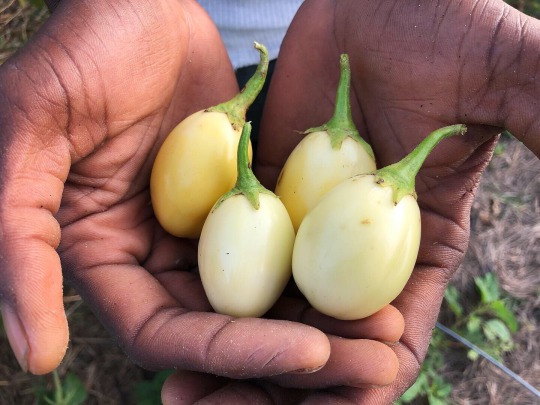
(293, 124, 467, 320)
(150, 43, 269, 238)
(275, 54, 376, 231)
(198, 122, 295, 318)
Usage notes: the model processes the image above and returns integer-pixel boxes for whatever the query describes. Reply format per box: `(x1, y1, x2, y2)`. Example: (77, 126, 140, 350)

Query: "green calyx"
(213, 122, 274, 211)
(209, 42, 269, 131)
(304, 54, 374, 160)
(374, 124, 467, 204)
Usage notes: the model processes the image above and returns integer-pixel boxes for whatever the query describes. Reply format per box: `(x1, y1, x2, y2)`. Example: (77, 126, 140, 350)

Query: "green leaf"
(474, 273, 500, 303)
(435, 381, 453, 397)
(483, 319, 512, 343)
(466, 315, 482, 335)
(43, 396, 55, 405)
(61, 373, 87, 405)
(489, 300, 519, 333)
(444, 285, 463, 318)
(29, 0, 46, 8)
(428, 393, 451, 405)
(463, 316, 486, 350)
(135, 370, 174, 405)
(37, 372, 87, 405)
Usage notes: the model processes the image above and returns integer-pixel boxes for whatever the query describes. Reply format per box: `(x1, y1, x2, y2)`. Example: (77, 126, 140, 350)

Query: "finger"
(269, 297, 405, 343)
(416, 126, 500, 251)
(163, 343, 400, 405)
(161, 370, 228, 405)
(162, 370, 402, 405)
(0, 222, 68, 376)
(270, 335, 399, 389)
(314, 340, 420, 405)
(193, 382, 303, 405)
(0, 155, 70, 374)
(152, 264, 405, 342)
(60, 195, 330, 379)
(0, 88, 71, 373)
(79, 268, 330, 378)
(151, 270, 402, 389)
(0, 179, 68, 375)
(153, 270, 213, 312)
(142, 233, 211, 312)
(162, 372, 305, 405)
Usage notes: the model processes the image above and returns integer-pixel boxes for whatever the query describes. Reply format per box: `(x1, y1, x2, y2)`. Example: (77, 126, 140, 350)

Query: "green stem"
(374, 124, 467, 204)
(213, 122, 273, 211)
(209, 42, 269, 131)
(453, 302, 495, 329)
(53, 369, 63, 403)
(305, 54, 374, 159)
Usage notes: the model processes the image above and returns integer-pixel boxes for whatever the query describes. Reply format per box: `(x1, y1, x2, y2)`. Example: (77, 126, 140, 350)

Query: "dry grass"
(446, 136, 540, 405)
(0, 1, 538, 404)
(1, 295, 145, 404)
(0, 0, 48, 64)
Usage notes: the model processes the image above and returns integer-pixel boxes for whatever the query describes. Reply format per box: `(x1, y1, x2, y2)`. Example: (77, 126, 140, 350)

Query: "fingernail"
(290, 365, 324, 374)
(350, 382, 388, 389)
(1, 305, 29, 372)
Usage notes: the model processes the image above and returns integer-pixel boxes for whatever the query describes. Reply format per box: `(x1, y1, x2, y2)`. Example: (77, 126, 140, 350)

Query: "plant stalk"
(213, 122, 273, 211)
(305, 54, 374, 159)
(209, 42, 269, 131)
(374, 124, 467, 204)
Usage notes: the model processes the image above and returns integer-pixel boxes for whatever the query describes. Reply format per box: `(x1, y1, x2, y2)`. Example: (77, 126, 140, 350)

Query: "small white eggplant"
(275, 54, 376, 231)
(150, 43, 267, 238)
(198, 122, 295, 318)
(292, 125, 467, 320)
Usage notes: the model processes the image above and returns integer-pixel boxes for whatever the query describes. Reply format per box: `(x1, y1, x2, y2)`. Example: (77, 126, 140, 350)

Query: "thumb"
(0, 69, 71, 375)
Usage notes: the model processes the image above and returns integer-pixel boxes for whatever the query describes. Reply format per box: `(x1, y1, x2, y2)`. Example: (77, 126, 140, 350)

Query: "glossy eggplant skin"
(276, 130, 375, 232)
(198, 193, 295, 318)
(150, 110, 251, 238)
(292, 174, 421, 320)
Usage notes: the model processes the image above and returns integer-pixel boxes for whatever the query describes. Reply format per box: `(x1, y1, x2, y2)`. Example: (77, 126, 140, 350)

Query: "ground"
(0, 1, 538, 404)
(443, 135, 539, 405)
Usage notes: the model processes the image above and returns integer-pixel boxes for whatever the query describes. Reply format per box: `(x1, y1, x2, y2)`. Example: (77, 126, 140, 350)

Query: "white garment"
(197, 0, 303, 69)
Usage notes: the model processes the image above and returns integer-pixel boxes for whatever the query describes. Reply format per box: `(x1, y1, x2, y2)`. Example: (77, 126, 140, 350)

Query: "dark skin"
(0, 0, 402, 393)
(1, 0, 539, 403)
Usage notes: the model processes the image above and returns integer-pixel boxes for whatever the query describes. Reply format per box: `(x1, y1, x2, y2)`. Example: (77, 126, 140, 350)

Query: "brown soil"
(0, 1, 538, 404)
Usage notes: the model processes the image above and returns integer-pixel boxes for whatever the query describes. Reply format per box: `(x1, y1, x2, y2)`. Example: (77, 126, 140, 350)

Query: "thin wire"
(435, 322, 540, 399)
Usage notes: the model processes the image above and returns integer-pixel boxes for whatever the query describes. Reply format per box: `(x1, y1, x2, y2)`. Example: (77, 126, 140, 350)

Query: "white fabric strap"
(197, 0, 303, 69)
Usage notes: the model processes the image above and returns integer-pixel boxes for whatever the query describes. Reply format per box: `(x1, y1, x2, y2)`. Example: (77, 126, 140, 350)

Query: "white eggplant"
(293, 125, 467, 320)
(276, 54, 375, 231)
(198, 122, 295, 317)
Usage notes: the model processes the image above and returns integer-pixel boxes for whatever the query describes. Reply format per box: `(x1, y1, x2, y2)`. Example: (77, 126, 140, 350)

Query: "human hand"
(0, 0, 235, 374)
(0, 0, 404, 393)
(253, 0, 540, 403)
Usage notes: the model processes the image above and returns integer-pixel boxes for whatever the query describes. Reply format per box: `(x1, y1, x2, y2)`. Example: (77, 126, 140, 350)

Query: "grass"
(443, 135, 540, 404)
(0, 0, 47, 64)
